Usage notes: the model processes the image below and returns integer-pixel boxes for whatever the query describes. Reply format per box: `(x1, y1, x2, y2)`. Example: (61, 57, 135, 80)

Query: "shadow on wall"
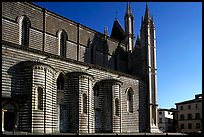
(84, 33, 128, 73)
(7, 61, 33, 132)
(7, 62, 28, 102)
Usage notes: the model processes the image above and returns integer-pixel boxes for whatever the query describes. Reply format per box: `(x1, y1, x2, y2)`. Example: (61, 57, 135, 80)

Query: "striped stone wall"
(2, 1, 147, 133)
(2, 42, 143, 133)
(2, 2, 129, 74)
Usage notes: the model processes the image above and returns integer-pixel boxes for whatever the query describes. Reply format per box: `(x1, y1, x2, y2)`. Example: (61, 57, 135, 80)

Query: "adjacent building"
(158, 108, 177, 133)
(175, 94, 202, 133)
(2, 2, 160, 134)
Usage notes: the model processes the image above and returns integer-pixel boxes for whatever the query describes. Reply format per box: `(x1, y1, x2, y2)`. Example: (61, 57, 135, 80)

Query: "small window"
(115, 98, 119, 116)
(195, 113, 200, 119)
(180, 106, 183, 110)
(188, 105, 191, 109)
(188, 123, 192, 129)
(127, 88, 133, 113)
(159, 111, 162, 115)
(195, 104, 198, 109)
(187, 114, 192, 120)
(196, 123, 200, 129)
(180, 114, 184, 120)
(83, 93, 88, 114)
(37, 87, 43, 110)
(159, 118, 162, 123)
(181, 124, 184, 129)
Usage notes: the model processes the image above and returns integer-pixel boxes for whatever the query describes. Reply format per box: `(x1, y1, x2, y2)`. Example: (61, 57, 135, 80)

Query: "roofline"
(175, 98, 202, 105)
(158, 108, 176, 112)
(28, 2, 126, 46)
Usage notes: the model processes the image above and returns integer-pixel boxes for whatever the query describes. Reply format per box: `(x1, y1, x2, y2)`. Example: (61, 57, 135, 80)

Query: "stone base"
(150, 126, 161, 133)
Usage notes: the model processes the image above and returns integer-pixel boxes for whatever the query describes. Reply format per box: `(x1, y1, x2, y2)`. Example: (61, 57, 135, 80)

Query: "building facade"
(158, 108, 177, 133)
(175, 94, 202, 133)
(2, 2, 159, 134)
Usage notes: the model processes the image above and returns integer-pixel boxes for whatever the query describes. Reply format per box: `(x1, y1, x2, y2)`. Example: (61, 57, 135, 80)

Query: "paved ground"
(2, 131, 188, 135)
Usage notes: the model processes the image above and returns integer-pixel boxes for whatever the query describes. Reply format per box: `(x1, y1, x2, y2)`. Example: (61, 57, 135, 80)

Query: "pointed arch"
(126, 87, 134, 113)
(57, 29, 68, 57)
(18, 15, 31, 46)
(57, 73, 65, 90)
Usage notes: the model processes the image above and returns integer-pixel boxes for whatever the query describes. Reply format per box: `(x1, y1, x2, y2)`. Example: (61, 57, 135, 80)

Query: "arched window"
(83, 93, 88, 114)
(57, 73, 64, 90)
(58, 30, 68, 57)
(94, 84, 99, 109)
(115, 98, 119, 116)
(19, 16, 31, 46)
(37, 87, 43, 110)
(127, 88, 133, 113)
(57, 73, 65, 104)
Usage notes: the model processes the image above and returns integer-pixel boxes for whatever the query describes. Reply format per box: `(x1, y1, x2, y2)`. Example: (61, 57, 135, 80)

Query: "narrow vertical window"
(57, 73, 64, 90)
(59, 30, 67, 57)
(21, 16, 30, 46)
(83, 93, 87, 114)
(57, 73, 65, 104)
(38, 87, 43, 110)
(94, 85, 99, 109)
(115, 98, 119, 116)
(127, 89, 133, 113)
(181, 124, 184, 129)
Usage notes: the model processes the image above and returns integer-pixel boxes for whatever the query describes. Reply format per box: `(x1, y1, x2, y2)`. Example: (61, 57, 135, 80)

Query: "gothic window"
(94, 84, 99, 110)
(83, 93, 88, 114)
(57, 73, 65, 104)
(20, 16, 31, 46)
(115, 98, 119, 116)
(58, 30, 68, 57)
(57, 73, 64, 90)
(37, 87, 43, 110)
(127, 88, 133, 113)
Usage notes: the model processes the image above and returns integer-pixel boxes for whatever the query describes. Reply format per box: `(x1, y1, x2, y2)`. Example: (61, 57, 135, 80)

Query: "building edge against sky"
(2, 2, 160, 133)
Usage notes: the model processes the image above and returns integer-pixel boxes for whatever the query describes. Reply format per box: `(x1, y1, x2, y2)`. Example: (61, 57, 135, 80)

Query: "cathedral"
(2, 2, 160, 134)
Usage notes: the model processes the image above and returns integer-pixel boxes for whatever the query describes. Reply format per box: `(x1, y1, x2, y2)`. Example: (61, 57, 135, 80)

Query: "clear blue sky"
(33, 2, 202, 109)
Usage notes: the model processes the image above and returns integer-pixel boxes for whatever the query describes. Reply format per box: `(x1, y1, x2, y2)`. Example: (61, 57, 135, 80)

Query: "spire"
(151, 15, 155, 28)
(125, 2, 133, 17)
(126, 2, 131, 15)
(141, 16, 144, 27)
(144, 2, 151, 20)
(136, 34, 140, 46)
